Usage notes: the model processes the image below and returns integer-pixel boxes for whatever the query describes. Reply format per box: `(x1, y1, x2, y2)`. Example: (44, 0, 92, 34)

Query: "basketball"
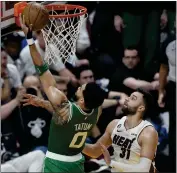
(22, 2, 49, 31)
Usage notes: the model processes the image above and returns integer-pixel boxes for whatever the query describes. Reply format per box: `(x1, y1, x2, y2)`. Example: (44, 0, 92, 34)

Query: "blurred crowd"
(1, 1, 176, 172)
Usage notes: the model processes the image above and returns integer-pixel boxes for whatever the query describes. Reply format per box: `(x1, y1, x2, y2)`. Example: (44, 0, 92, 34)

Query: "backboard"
(1, 1, 66, 37)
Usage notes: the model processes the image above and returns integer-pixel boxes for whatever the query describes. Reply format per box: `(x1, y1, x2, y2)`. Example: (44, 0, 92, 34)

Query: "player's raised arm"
(19, 14, 66, 103)
(19, 15, 70, 125)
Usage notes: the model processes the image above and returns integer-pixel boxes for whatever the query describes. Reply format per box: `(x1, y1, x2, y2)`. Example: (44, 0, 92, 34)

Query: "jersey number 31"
(69, 132, 87, 148)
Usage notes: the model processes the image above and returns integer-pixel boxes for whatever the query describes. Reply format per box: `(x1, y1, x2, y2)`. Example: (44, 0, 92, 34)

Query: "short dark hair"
(125, 45, 140, 57)
(83, 82, 105, 109)
(137, 88, 154, 119)
(76, 65, 92, 79)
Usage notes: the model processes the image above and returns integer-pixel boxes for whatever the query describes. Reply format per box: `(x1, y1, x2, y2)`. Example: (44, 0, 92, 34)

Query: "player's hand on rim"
(19, 13, 33, 36)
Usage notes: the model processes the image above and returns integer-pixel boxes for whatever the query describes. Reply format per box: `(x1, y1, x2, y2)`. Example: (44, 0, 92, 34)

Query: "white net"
(41, 5, 87, 66)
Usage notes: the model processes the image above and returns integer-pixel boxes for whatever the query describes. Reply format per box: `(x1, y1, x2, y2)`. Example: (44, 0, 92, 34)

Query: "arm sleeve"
(110, 157, 152, 172)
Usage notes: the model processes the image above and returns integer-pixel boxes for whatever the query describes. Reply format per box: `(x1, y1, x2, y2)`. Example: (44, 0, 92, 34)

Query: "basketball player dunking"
(19, 15, 106, 173)
(83, 89, 158, 172)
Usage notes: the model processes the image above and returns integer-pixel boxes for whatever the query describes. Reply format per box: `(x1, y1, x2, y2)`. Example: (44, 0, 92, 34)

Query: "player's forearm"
(108, 91, 123, 99)
(110, 157, 151, 172)
(82, 143, 102, 158)
(159, 64, 169, 93)
(38, 99, 54, 114)
(29, 44, 44, 66)
(102, 99, 118, 109)
(1, 98, 19, 120)
(27, 33, 56, 90)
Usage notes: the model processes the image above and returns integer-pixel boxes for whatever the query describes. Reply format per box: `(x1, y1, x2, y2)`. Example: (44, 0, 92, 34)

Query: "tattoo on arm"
(39, 100, 54, 114)
(50, 100, 70, 125)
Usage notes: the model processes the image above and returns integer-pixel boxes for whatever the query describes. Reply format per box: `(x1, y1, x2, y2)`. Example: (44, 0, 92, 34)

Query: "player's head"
(122, 88, 153, 118)
(123, 46, 140, 69)
(76, 65, 95, 85)
(76, 82, 105, 109)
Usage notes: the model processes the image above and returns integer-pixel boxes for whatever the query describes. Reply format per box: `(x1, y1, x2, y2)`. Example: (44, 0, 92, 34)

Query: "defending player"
(83, 89, 158, 172)
(19, 15, 105, 173)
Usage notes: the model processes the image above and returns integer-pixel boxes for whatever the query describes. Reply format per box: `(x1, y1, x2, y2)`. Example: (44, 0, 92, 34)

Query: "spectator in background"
(158, 21, 176, 172)
(76, 65, 95, 85)
(112, 2, 163, 76)
(19, 31, 78, 83)
(1, 47, 22, 103)
(3, 32, 24, 65)
(13, 75, 52, 154)
(109, 46, 159, 96)
(55, 79, 68, 96)
(23, 75, 43, 99)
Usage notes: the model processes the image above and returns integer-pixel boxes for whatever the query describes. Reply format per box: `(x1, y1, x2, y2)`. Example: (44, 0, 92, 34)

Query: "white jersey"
(111, 116, 153, 166)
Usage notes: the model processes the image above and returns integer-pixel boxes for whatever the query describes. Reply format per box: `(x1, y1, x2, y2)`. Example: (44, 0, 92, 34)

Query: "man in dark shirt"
(109, 46, 159, 96)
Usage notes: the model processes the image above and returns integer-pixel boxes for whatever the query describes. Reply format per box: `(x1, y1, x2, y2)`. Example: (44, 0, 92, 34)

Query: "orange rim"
(45, 4, 87, 18)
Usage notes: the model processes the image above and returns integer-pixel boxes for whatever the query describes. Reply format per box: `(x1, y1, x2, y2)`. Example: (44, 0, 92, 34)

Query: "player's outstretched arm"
(108, 126, 158, 172)
(22, 94, 54, 113)
(20, 15, 69, 125)
(82, 119, 117, 158)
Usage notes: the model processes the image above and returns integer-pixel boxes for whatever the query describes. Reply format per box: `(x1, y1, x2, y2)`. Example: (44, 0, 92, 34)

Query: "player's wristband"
(27, 38, 34, 45)
(26, 31, 34, 45)
(35, 63, 49, 76)
(27, 31, 33, 39)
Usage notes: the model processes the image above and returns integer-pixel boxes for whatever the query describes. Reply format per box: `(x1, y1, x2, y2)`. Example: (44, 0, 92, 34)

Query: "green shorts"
(43, 156, 85, 173)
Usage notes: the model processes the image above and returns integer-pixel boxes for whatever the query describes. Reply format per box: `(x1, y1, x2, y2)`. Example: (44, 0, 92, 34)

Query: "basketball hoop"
(42, 4, 87, 65)
(14, 3, 88, 65)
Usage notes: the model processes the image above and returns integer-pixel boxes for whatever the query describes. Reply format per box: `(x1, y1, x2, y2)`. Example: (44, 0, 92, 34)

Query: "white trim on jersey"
(67, 101, 73, 122)
(46, 151, 83, 162)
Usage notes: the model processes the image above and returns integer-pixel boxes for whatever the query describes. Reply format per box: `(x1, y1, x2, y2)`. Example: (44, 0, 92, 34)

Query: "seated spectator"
(13, 75, 52, 154)
(23, 75, 43, 99)
(3, 31, 76, 83)
(109, 46, 159, 96)
(1, 47, 22, 103)
(1, 86, 44, 172)
(76, 65, 127, 103)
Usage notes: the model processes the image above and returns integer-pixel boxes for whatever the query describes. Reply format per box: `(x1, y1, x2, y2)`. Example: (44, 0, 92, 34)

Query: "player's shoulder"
(140, 123, 158, 140)
(106, 119, 120, 134)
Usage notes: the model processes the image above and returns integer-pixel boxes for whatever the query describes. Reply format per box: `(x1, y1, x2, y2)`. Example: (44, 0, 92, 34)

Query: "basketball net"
(41, 7, 87, 66)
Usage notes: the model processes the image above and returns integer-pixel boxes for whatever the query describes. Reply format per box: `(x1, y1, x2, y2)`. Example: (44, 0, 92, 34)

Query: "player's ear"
(80, 98, 84, 104)
(138, 105, 145, 112)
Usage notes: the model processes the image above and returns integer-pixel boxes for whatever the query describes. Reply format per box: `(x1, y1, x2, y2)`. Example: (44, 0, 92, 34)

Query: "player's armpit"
(51, 100, 70, 125)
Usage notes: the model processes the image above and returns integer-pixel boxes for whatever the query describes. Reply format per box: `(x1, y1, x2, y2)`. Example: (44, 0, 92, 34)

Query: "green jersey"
(48, 101, 99, 156)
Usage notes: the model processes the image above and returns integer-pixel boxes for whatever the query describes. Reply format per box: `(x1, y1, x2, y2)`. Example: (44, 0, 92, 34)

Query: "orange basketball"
(22, 2, 49, 31)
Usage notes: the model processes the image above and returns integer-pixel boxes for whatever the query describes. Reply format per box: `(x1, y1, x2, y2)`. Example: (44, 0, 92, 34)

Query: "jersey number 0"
(69, 132, 87, 148)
